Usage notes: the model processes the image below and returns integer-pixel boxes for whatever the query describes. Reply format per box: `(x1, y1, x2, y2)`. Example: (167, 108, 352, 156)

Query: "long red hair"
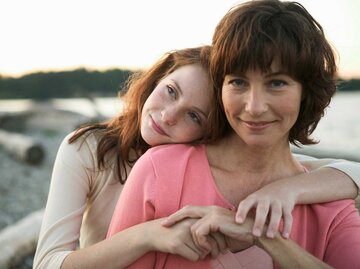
(69, 46, 219, 183)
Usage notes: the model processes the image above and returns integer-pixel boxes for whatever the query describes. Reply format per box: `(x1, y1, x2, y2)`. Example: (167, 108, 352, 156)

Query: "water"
(0, 97, 123, 118)
(0, 91, 359, 158)
(300, 91, 360, 159)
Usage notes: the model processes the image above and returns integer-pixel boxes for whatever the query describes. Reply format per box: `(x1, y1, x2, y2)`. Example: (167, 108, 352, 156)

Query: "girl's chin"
(143, 135, 168, 147)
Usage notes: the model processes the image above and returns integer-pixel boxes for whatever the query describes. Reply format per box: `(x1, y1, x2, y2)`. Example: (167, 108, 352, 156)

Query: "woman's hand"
(235, 179, 296, 239)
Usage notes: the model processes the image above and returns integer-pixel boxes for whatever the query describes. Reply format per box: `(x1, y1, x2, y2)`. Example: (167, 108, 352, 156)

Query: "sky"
(1, 0, 359, 78)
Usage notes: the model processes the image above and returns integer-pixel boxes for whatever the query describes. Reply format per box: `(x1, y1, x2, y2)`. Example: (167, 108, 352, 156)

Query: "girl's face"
(222, 64, 303, 148)
(141, 64, 211, 146)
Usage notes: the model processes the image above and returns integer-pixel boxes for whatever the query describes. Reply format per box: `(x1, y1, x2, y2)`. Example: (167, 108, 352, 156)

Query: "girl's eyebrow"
(170, 79, 182, 94)
(193, 107, 208, 119)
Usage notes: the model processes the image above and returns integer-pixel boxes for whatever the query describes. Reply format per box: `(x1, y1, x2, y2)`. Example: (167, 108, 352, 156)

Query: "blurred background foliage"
(0, 68, 134, 99)
(0, 69, 359, 100)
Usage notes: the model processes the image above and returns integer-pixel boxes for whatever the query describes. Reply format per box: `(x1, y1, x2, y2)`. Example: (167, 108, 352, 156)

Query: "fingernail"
(266, 230, 274, 238)
(253, 228, 261, 237)
(236, 216, 243, 223)
(282, 232, 289, 238)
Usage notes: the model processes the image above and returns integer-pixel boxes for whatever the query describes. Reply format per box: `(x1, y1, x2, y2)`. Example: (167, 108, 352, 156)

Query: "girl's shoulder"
(63, 129, 106, 154)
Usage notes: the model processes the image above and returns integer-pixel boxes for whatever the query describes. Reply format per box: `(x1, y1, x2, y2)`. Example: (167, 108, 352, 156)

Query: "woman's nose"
(245, 87, 268, 116)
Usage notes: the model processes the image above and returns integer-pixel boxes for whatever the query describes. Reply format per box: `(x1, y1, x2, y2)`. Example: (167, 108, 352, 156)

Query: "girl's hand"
(161, 205, 228, 257)
(162, 205, 255, 254)
(188, 206, 255, 253)
(235, 180, 296, 239)
(162, 205, 219, 227)
(147, 217, 209, 261)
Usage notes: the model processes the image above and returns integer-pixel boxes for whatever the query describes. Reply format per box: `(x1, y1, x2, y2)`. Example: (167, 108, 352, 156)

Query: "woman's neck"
(206, 133, 304, 205)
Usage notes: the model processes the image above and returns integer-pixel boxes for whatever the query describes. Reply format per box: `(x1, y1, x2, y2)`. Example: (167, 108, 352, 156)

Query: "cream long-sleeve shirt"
(33, 132, 360, 269)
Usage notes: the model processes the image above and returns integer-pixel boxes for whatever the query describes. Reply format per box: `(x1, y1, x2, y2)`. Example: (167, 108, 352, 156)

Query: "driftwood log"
(0, 209, 44, 268)
(0, 129, 45, 164)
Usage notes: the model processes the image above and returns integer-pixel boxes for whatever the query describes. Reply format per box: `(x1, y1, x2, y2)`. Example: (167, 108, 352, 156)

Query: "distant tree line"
(0, 68, 134, 99)
(337, 78, 360, 92)
(0, 68, 359, 99)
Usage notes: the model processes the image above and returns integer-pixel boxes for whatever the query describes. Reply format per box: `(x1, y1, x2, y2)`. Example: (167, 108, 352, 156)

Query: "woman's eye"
(188, 112, 201, 124)
(270, 80, 286, 88)
(229, 78, 246, 88)
(167, 85, 176, 98)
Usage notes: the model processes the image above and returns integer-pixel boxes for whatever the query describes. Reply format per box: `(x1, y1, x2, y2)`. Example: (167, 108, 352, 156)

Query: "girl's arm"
(295, 154, 360, 190)
(34, 133, 137, 269)
(165, 205, 360, 269)
(35, 136, 206, 269)
(34, 133, 95, 269)
(236, 156, 359, 238)
(62, 218, 204, 269)
(164, 206, 332, 268)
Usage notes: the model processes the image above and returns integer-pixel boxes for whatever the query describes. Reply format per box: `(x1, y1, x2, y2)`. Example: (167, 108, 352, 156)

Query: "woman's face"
(222, 64, 303, 148)
(141, 64, 211, 146)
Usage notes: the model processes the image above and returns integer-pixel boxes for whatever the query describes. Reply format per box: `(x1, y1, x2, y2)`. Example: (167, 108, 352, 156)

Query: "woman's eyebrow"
(264, 71, 289, 77)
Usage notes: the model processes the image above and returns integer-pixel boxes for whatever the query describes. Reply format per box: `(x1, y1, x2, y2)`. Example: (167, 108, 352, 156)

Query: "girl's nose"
(161, 107, 177, 126)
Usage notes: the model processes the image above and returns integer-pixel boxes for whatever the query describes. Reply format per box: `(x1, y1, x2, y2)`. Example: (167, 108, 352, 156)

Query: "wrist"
(124, 222, 154, 254)
(254, 231, 279, 250)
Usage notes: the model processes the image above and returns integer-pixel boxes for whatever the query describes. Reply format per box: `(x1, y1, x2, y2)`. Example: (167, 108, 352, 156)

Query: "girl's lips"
(151, 117, 168, 136)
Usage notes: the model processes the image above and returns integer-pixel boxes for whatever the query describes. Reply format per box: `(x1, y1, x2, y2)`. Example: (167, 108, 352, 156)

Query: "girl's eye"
(188, 112, 201, 125)
(167, 85, 176, 98)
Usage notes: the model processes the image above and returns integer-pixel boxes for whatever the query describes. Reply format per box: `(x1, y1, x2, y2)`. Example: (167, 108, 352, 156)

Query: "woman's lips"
(243, 120, 273, 130)
(151, 117, 168, 136)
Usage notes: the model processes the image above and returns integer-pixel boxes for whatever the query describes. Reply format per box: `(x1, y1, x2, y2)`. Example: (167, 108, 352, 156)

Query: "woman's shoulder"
(147, 143, 203, 156)
(312, 199, 356, 211)
(138, 144, 205, 168)
(145, 144, 204, 161)
(294, 199, 359, 223)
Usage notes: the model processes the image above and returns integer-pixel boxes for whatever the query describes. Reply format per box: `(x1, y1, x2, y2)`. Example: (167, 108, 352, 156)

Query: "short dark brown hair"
(210, 0, 337, 146)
